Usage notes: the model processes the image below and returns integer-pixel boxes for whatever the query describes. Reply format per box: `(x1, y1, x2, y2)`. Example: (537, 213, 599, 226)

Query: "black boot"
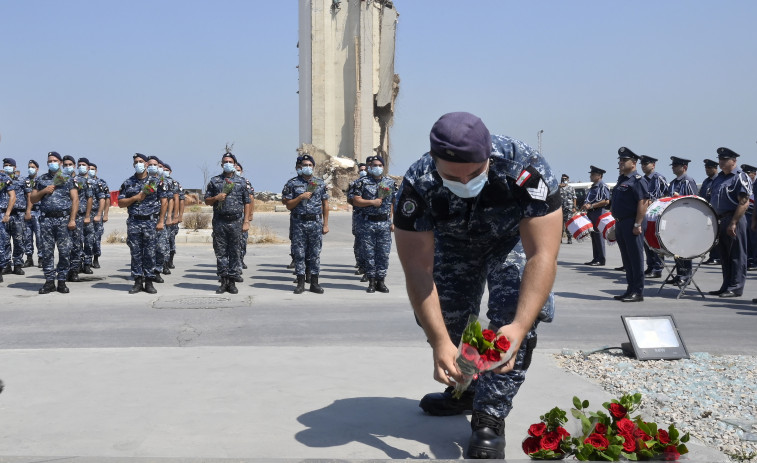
(129, 277, 144, 294)
(13, 266, 25, 275)
(232, 274, 243, 283)
(2, 264, 10, 274)
(466, 411, 505, 459)
(92, 256, 100, 269)
(367, 278, 376, 293)
(167, 251, 175, 269)
(355, 267, 365, 275)
(375, 278, 389, 293)
(67, 270, 80, 282)
(216, 276, 227, 294)
(419, 385, 475, 416)
(305, 272, 311, 284)
(56, 280, 70, 294)
(287, 259, 295, 269)
(39, 280, 56, 294)
(0, 273, 3, 283)
(152, 272, 164, 283)
(82, 264, 93, 274)
(360, 274, 368, 282)
(143, 278, 157, 294)
(294, 275, 305, 294)
(242, 261, 248, 270)
(226, 278, 238, 294)
(23, 255, 34, 268)
(309, 274, 324, 294)
(162, 263, 171, 275)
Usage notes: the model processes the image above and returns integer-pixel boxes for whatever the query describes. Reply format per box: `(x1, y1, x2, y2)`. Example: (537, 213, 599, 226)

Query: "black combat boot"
(56, 280, 70, 294)
(375, 278, 389, 293)
(2, 264, 11, 274)
(82, 264, 93, 274)
(305, 273, 311, 284)
(143, 278, 157, 294)
(355, 267, 365, 275)
(162, 263, 171, 275)
(67, 270, 80, 282)
(152, 272, 164, 283)
(216, 276, 227, 294)
(232, 274, 243, 283)
(129, 277, 144, 294)
(24, 255, 34, 268)
(92, 256, 100, 269)
(287, 259, 295, 269)
(0, 273, 3, 283)
(466, 411, 506, 459)
(366, 278, 376, 293)
(294, 275, 305, 294)
(419, 385, 475, 416)
(39, 280, 56, 294)
(13, 266, 25, 275)
(242, 261, 248, 270)
(226, 278, 238, 294)
(309, 274, 324, 294)
(167, 251, 175, 269)
(360, 274, 368, 282)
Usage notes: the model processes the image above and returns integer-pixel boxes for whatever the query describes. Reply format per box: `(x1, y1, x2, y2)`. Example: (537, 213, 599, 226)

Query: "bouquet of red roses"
(142, 180, 157, 195)
(451, 314, 513, 399)
(377, 180, 392, 199)
(522, 407, 572, 459)
(53, 169, 68, 187)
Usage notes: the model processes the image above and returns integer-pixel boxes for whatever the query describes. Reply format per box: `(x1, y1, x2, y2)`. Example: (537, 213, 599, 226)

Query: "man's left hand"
(489, 323, 527, 375)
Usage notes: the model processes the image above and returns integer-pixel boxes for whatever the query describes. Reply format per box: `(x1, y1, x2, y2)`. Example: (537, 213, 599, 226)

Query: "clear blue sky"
(1, 1, 756, 192)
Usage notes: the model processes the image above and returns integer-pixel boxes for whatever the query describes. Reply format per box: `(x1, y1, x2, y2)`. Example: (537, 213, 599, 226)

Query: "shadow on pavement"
(295, 396, 466, 460)
(181, 273, 220, 281)
(6, 281, 45, 292)
(174, 282, 219, 292)
(91, 282, 134, 292)
(251, 282, 294, 292)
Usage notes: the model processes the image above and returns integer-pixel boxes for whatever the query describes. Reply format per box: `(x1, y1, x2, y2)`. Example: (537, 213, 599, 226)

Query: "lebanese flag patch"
(515, 169, 531, 187)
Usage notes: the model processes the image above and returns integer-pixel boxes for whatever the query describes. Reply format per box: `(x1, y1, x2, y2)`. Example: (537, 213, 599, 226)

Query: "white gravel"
(555, 351, 757, 461)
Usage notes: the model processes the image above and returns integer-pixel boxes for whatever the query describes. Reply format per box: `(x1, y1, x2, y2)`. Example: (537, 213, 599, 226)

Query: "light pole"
(537, 130, 544, 154)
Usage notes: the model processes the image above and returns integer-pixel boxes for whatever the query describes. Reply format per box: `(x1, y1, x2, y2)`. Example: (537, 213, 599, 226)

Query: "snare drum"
(597, 212, 617, 243)
(566, 213, 594, 241)
(644, 195, 718, 258)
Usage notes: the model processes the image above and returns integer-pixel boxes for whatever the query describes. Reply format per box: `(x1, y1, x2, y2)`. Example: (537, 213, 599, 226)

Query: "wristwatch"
(633, 222, 641, 227)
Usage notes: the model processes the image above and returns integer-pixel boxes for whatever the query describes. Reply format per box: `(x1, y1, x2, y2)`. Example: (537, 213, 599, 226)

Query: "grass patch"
(183, 212, 212, 230)
(248, 224, 286, 244)
(105, 230, 127, 243)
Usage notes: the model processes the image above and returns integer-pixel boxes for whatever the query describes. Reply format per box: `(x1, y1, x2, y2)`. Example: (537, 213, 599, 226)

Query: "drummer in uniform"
(699, 159, 721, 265)
(664, 156, 698, 285)
(709, 147, 751, 298)
(610, 147, 649, 302)
(741, 164, 757, 270)
(581, 165, 610, 266)
(640, 155, 668, 278)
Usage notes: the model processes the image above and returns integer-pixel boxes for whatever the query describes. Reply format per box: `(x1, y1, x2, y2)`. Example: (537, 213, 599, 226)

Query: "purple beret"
(2, 158, 16, 166)
(48, 151, 63, 161)
(221, 152, 237, 163)
(89, 163, 97, 169)
(29, 159, 39, 168)
(300, 154, 315, 166)
(429, 112, 491, 163)
(77, 157, 90, 165)
(163, 163, 171, 171)
(147, 155, 161, 163)
(133, 153, 148, 162)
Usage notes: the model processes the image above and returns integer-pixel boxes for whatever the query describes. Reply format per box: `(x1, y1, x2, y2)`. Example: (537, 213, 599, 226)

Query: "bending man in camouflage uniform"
(394, 112, 561, 459)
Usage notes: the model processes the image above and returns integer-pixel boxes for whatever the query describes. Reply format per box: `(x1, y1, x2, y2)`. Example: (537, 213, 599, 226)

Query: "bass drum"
(644, 195, 718, 259)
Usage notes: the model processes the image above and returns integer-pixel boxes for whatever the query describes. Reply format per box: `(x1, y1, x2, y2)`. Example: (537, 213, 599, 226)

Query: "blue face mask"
(301, 166, 314, 176)
(62, 165, 75, 176)
(134, 162, 145, 174)
(370, 166, 384, 176)
(28, 167, 37, 176)
(88, 169, 96, 178)
(48, 162, 60, 172)
(441, 168, 489, 199)
(164, 171, 171, 178)
(359, 170, 367, 177)
(157, 168, 164, 177)
(296, 168, 303, 175)
(223, 162, 236, 173)
(147, 165, 159, 175)
(77, 165, 88, 175)
(3, 166, 14, 174)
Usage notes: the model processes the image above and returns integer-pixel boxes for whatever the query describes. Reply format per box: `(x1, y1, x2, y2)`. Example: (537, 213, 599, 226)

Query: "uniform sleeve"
(159, 180, 172, 199)
(281, 181, 294, 200)
(687, 179, 698, 196)
(204, 179, 218, 199)
(393, 179, 432, 232)
(635, 176, 650, 201)
(512, 164, 562, 218)
(320, 180, 329, 201)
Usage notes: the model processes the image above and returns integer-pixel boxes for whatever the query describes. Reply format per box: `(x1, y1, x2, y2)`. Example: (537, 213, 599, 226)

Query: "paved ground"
(1, 210, 750, 461)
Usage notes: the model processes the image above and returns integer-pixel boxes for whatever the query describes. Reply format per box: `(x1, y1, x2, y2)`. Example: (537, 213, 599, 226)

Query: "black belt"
(132, 213, 158, 220)
(367, 214, 389, 221)
(42, 211, 69, 218)
(216, 214, 243, 222)
(295, 213, 318, 221)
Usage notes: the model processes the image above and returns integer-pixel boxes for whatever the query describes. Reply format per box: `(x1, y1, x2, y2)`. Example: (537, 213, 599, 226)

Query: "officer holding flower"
(351, 155, 395, 293)
(118, 153, 169, 294)
(23, 160, 42, 268)
(394, 112, 561, 459)
(3, 158, 31, 276)
(0, 160, 17, 283)
(66, 156, 94, 283)
(205, 152, 251, 294)
(30, 151, 79, 294)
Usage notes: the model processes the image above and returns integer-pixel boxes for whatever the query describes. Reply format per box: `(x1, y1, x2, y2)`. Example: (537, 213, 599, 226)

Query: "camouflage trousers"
(69, 216, 95, 269)
(39, 215, 73, 281)
(169, 223, 178, 253)
(93, 219, 104, 257)
(155, 226, 170, 271)
(81, 218, 97, 266)
(127, 217, 157, 279)
(24, 210, 41, 258)
(212, 217, 243, 278)
(433, 238, 554, 419)
(0, 220, 10, 268)
(357, 219, 391, 278)
(9, 212, 27, 267)
(291, 218, 322, 276)
(240, 230, 248, 261)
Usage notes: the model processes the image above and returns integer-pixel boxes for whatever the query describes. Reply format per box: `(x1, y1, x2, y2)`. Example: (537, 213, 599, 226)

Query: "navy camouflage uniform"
(155, 174, 175, 273)
(611, 168, 650, 296)
(353, 174, 395, 279)
(238, 176, 254, 269)
(34, 170, 76, 282)
(282, 175, 329, 277)
(24, 174, 42, 262)
(8, 174, 31, 269)
(348, 176, 367, 270)
(90, 175, 110, 263)
(585, 177, 610, 264)
(394, 135, 559, 420)
(642, 168, 668, 274)
(709, 155, 752, 295)
(119, 174, 170, 280)
(205, 174, 251, 279)
(558, 182, 576, 242)
(69, 174, 94, 274)
(169, 177, 185, 257)
(0, 171, 16, 273)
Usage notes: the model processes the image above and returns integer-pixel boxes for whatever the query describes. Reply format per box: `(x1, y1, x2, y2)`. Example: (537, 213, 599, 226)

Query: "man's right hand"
(300, 191, 313, 200)
(432, 339, 463, 387)
(44, 185, 55, 195)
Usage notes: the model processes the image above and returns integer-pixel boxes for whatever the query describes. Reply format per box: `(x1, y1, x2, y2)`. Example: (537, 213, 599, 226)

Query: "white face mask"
(223, 162, 236, 173)
(77, 165, 88, 175)
(88, 169, 96, 178)
(370, 166, 384, 176)
(28, 167, 37, 176)
(3, 166, 14, 174)
(301, 166, 314, 176)
(441, 169, 489, 198)
(359, 170, 367, 177)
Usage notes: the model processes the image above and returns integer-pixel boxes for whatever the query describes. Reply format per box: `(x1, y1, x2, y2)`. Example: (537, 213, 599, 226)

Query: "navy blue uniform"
(282, 175, 329, 277)
(585, 180, 610, 264)
(7, 175, 31, 268)
(710, 169, 752, 295)
(0, 172, 16, 272)
(205, 174, 251, 279)
(34, 170, 77, 282)
(352, 174, 395, 279)
(119, 174, 169, 279)
(23, 175, 42, 261)
(643, 171, 668, 273)
(611, 171, 649, 295)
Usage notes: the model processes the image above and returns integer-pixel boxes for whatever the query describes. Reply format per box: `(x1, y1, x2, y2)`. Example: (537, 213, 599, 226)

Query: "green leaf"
(573, 396, 582, 409)
(681, 432, 690, 443)
(582, 399, 590, 408)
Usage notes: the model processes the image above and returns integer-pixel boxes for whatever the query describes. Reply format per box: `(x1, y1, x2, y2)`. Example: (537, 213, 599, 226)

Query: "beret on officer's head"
(48, 151, 63, 161)
(357, 162, 366, 168)
(365, 156, 374, 164)
(133, 153, 148, 162)
(234, 162, 242, 171)
(703, 159, 718, 168)
(430, 112, 492, 163)
(147, 155, 161, 163)
(561, 174, 569, 180)
(221, 152, 237, 163)
(77, 157, 90, 165)
(670, 156, 691, 166)
(589, 165, 606, 175)
(89, 162, 97, 169)
(372, 155, 385, 166)
(741, 164, 757, 174)
(296, 156, 303, 165)
(617, 147, 640, 161)
(300, 154, 315, 166)
(2, 158, 16, 166)
(640, 155, 658, 164)
(717, 147, 740, 159)
(62, 155, 76, 164)
(162, 163, 171, 171)
(29, 159, 39, 168)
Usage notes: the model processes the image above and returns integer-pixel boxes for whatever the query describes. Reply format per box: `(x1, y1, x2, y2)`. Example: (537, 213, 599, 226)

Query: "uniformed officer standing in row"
(3, 158, 31, 275)
(118, 153, 169, 294)
(581, 165, 610, 266)
(347, 160, 369, 278)
(665, 156, 698, 285)
(67, 157, 93, 283)
(709, 147, 751, 298)
(30, 152, 78, 294)
(611, 147, 649, 302)
(351, 155, 395, 293)
(23, 160, 42, 268)
(0, 160, 17, 283)
(163, 163, 183, 271)
(741, 164, 757, 270)
(640, 155, 667, 278)
(558, 174, 576, 244)
(233, 161, 254, 275)
(282, 154, 329, 294)
(205, 152, 251, 294)
(699, 159, 721, 265)
(81, 160, 108, 274)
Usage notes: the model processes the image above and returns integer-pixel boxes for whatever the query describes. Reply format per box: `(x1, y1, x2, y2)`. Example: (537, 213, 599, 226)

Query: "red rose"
(657, 429, 670, 444)
(609, 403, 627, 419)
(522, 436, 541, 455)
(540, 431, 561, 451)
(584, 433, 609, 450)
(528, 422, 547, 437)
(461, 343, 479, 361)
(494, 335, 511, 352)
(616, 418, 636, 435)
(663, 445, 680, 460)
(482, 329, 496, 342)
(594, 422, 607, 434)
(484, 349, 501, 363)
(620, 432, 636, 452)
(634, 426, 652, 441)
(557, 426, 571, 439)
